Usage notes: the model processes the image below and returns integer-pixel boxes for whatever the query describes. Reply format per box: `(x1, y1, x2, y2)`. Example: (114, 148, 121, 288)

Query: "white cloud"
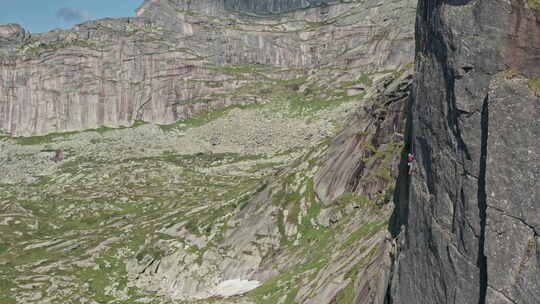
(56, 7, 90, 23)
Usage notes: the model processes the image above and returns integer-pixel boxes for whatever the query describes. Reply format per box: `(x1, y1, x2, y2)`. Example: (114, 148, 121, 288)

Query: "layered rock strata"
(0, 0, 415, 136)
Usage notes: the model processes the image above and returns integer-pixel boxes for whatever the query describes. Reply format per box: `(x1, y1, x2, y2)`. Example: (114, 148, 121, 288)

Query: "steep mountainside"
(390, 1, 539, 303)
(0, 0, 416, 303)
(0, 0, 413, 136)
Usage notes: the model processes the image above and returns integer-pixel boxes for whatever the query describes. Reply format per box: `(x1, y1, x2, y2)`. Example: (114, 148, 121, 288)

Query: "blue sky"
(0, 0, 144, 33)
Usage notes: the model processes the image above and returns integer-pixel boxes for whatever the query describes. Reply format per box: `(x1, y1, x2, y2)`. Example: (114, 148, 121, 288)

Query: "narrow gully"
(477, 94, 489, 304)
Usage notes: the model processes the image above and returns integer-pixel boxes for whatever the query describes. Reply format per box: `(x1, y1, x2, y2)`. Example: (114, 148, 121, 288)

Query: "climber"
(407, 152, 415, 174)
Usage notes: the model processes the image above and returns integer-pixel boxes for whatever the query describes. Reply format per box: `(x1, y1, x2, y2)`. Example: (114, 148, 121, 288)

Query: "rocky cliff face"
(390, 1, 539, 303)
(0, 0, 414, 136)
(137, 0, 341, 16)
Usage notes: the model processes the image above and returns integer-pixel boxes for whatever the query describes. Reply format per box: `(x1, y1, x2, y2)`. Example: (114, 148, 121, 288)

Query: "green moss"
(237, 195, 252, 210)
(135, 246, 166, 262)
(81, 268, 114, 301)
(274, 189, 301, 223)
(344, 244, 381, 281)
(184, 218, 200, 234)
(340, 221, 387, 250)
(297, 202, 322, 242)
(0, 277, 15, 299)
(333, 281, 356, 304)
(75, 257, 130, 303)
(372, 167, 393, 182)
(209, 63, 272, 75)
(158, 103, 262, 132)
(14, 130, 79, 145)
(277, 210, 287, 244)
(284, 286, 300, 304)
(2, 299, 16, 304)
(529, 0, 540, 9)
(528, 77, 540, 96)
(503, 68, 520, 79)
(283, 89, 359, 114)
(12, 121, 148, 146)
(335, 192, 370, 206)
(185, 245, 208, 265)
(131, 120, 149, 128)
(378, 185, 395, 206)
(17, 39, 97, 56)
(249, 194, 384, 303)
(176, 8, 204, 17)
(358, 73, 373, 86)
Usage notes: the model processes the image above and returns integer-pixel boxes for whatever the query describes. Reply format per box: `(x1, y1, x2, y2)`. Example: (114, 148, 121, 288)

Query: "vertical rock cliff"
(390, 1, 539, 303)
(137, 0, 342, 16)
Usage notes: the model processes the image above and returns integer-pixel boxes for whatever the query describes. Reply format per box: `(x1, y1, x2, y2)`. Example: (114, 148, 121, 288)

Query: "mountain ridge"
(0, 0, 414, 136)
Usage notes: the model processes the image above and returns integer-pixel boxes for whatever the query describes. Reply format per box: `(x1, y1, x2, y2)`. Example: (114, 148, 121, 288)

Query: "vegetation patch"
(13, 121, 147, 145)
(17, 39, 97, 57)
(209, 63, 273, 75)
(377, 184, 395, 206)
(335, 192, 370, 206)
(503, 68, 520, 79)
(529, 0, 540, 9)
(358, 73, 373, 86)
(340, 221, 387, 250)
(136, 246, 166, 262)
(333, 281, 356, 304)
(528, 77, 540, 96)
(158, 103, 263, 132)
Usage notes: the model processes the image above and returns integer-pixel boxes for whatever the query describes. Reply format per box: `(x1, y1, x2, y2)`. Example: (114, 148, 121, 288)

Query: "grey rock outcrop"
(389, 1, 539, 303)
(0, 0, 415, 136)
(315, 69, 412, 204)
(0, 24, 30, 56)
(314, 68, 412, 304)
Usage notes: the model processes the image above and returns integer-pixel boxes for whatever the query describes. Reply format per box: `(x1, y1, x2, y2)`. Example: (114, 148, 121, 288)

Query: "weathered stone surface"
(315, 69, 411, 204)
(389, 1, 540, 303)
(138, 0, 342, 16)
(307, 68, 412, 303)
(0, 24, 30, 56)
(483, 74, 539, 304)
